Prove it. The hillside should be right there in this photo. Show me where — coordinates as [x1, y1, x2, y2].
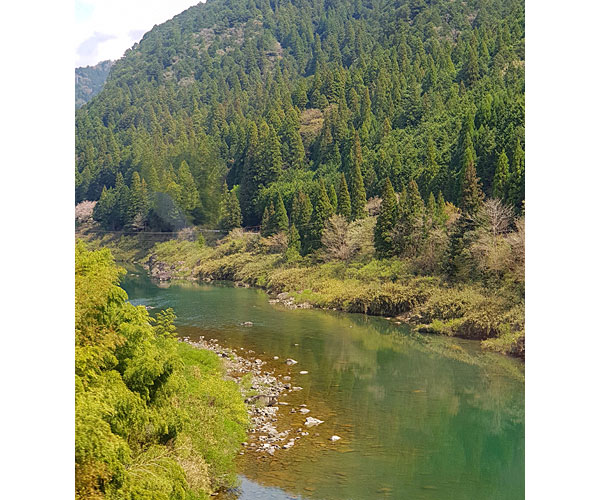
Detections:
[75, 0, 524, 221]
[75, 59, 114, 108]
[75, 0, 525, 354]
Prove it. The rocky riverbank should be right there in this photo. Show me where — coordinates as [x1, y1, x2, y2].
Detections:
[182, 335, 330, 457]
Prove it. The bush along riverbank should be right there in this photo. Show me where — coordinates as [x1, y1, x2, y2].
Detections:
[76, 242, 253, 499]
[140, 224, 525, 359]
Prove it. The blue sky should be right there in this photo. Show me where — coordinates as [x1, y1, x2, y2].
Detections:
[75, 0, 202, 67]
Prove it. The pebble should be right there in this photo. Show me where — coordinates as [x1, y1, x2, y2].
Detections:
[286, 358, 298, 365]
[330, 435, 341, 442]
[299, 370, 308, 375]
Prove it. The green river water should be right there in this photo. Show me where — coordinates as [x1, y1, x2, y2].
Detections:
[122, 271, 524, 500]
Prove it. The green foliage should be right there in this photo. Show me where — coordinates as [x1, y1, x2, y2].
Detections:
[374, 178, 398, 257]
[337, 173, 352, 220]
[75, 242, 247, 499]
[492, 150, 510, 200]
[76, 0, 524, 236]
[219, 186, 242, 232]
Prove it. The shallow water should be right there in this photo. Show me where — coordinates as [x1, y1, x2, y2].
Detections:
[122, 271, 524, 500]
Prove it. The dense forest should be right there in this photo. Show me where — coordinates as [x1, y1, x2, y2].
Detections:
[75, 60, 114, 109]
[76, 0, 524, 352]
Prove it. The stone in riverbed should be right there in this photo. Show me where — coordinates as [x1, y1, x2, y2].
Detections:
[305, 417, 323, 427]
[299, 408, 310, 414]
[286, 358, 298, 365]
[241, 321, 253, 327]
[330, 435, 341, 442]
[299, 370, 308, 375]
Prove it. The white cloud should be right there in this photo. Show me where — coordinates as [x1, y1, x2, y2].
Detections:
[75, 0, 203, 67]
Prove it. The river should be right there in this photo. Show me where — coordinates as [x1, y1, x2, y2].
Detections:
[122, 270, 524, 500]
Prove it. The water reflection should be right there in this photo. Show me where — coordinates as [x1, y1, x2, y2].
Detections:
[122, 271, 524, 500]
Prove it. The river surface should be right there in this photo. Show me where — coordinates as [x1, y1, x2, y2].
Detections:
[122, 270, 524, 500]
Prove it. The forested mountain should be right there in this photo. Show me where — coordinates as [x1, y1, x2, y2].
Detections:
[76, 60, 114, 108]
[76, 0, 524, 236]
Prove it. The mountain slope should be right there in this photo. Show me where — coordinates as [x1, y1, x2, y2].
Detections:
[75, 60, 114, 108]
[75, 0, 524, 228]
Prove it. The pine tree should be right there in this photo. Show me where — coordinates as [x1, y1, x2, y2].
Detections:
[272, 192, 289, 233]
[460, 150, 484, 217]
[178, 161, 199, 213]
[291, 189, 313, 250]
[310, 179, 334, 251]
[128, 172, 148, 230]
[349, 132, 367, 219]
[114, 172, 130, 230]
[261, 201, 275, 237]
[327, 184, 338, 213]
[492, 149, 510, 200]
[337, 173, 352, 220]
[93, 186, 116, 229]
[398, 180, 425, 255]
[219, 187, 242, 232]
[374, 178, 398, 257]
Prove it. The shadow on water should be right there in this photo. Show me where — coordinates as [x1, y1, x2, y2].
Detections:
[121, 268, 524, 500]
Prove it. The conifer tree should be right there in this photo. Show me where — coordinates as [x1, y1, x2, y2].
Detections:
[272, 192, 289, 233]
[219, 187, 242, 232]
[261, 201, 275, 237]
[397, 180, 425, 255]
[178, 161, 199, 213]
[327, 184, 338, 213]
[310, 179, 334, 251]
[128, 172, 148, 230]
[337, 173, 352, 220]
[460, 151, 484, 217]
[349, 132, 367, 219]
[492, 149, 510, 200]
[374, 178, 399, 257]
[93, 186, 116, 229]
[114, 172, 130, 230]
[291, 189, 313, 248]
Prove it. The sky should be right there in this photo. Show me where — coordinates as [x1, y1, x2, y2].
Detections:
[75, 0, 203, 67]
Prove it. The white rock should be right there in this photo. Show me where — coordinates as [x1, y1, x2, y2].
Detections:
[286, 358, 298, 365]
[299, 370, 308, 375]
[273, 356, 279, 360]
[299, 408, 310, 414]
[330, 435, 341, 442]
[304, 417, 324, 427]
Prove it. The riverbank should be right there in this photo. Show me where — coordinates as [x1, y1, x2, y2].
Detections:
[146, 232, 524, 359]
[78, 227, 524, 359]
[183, 335, 330, 458]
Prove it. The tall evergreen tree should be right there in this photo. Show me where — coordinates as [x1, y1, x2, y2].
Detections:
[327, 183, 338, 213]
[219, 187, 242, 232]
[460, 150, 484, 217]
[492, 149, 510, 200]
[349, 132, 367, 219]
[337, 173, 352, 220]
[261, 201, 275, 237]
[310, 179, 334, 251]
[374, 178, 398, 257]
[272, 192, 289, 233]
